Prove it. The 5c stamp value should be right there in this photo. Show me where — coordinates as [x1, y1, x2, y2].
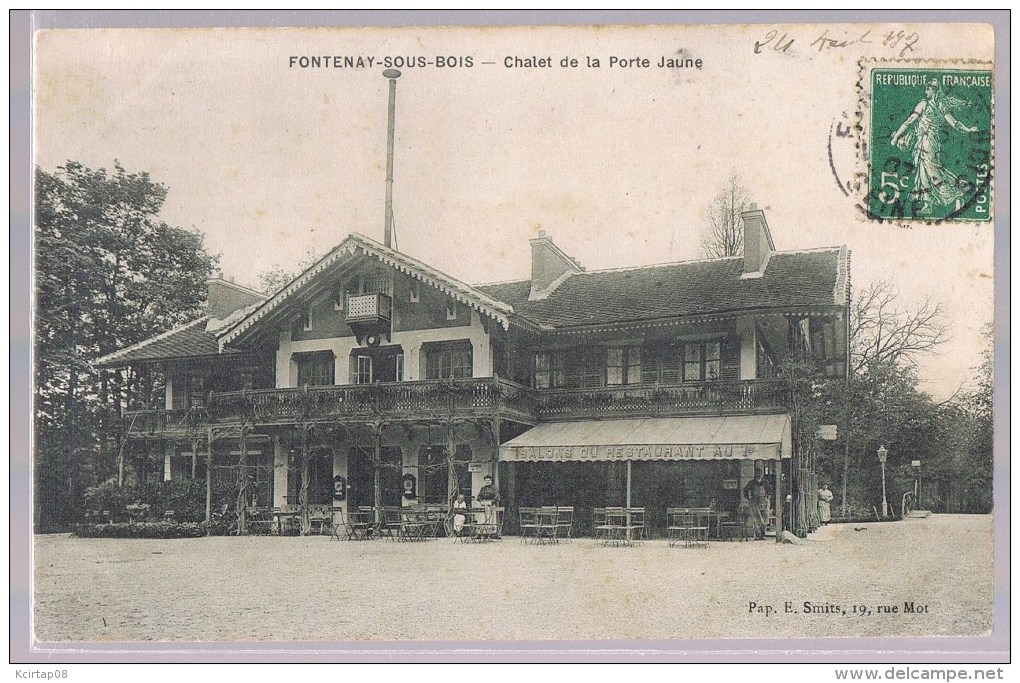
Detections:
[860, 60, 993, 223]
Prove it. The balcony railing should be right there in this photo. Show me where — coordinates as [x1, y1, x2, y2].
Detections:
[122, 379, 789, 437]
[345, 292, 392, 323]
[205, 377, 538, 425]
[534, 379, 789, 420]
[121, 408, 202, 436]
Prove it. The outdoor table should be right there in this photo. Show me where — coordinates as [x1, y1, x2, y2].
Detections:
[455, 508, 501, 542]
[272, 507, 301, 535]
[596, 507, 642, 546]
[707, 510, 730, 538]
[347, 510, 376, 540]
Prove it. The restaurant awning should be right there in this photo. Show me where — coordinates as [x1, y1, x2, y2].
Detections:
[499, 414, 792, 463]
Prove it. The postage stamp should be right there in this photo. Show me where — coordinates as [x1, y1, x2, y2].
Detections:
[859, 60, 993, 223]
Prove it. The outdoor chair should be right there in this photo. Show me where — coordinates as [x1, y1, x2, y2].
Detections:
[555, 506, 574, 541]
[625, 507, 646, 542]
[519, 507, 539, 544]
[684, 508, 711, 548]
[246, 506, 273, 535]
[308, 504, 332, 535]
[592, 508, 608, 542]
[666, 507, 686, 547]
[596, 507, 629, 546]
[534, 506, 559, 544]
[398, 508, 430, 542]
[380, 506, 403, 540]
[329, 508, 346, 541]
[719, 505, 753, 541]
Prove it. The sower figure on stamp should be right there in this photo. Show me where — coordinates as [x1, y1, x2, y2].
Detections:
[890, 78, 978, 214]
[743, 470, 772, 540]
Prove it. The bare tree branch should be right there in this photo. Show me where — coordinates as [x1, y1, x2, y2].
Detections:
[850, 279, 952, 374]
[700, 175, 752, 258]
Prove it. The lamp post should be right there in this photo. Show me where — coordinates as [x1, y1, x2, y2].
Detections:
[877, 445, 889, 518]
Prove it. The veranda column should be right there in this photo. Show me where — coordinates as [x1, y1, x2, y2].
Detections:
[205, 427, 213, 522]
[447, 423, 457, 503]
[300, 424, 311, 535]
[373, 424, 383, 527]
[774, 459, 783, 543]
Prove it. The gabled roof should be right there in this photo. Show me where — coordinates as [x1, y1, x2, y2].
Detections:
[93, 317, 242, 367]
[218, 233, 517, 348]
[475, 246, 849, 330]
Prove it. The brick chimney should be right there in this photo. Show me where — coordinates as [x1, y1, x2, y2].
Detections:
[206, 275, 265, 322]
[529, 230, 583, 300]
[740, 204, 775, 277]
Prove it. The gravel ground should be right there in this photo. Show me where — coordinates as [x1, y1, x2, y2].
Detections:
[32, 515, 992, 642]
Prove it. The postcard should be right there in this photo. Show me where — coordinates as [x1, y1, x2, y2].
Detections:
[24, 16, 1005, 662]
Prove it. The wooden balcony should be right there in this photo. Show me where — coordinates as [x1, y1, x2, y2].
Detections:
[203, 377, 539, 427]
[121, 408, 203, 438]
[121, 379, 788, 438]
[533, 379, 789, 421]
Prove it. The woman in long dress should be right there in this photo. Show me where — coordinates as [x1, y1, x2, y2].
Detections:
[817, 483, 834, 524]
[890, 78, 978, 214]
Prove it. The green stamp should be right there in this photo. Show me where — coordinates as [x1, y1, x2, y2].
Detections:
[867, 67, 992, 222]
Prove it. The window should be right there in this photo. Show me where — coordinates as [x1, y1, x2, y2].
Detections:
[410, 280, 420, 303]
[302, 305, 313, 331]
[296, 352, 335, 387]
[354, 355, 373, 384]
[642, 341, 723, 385]
[396, 353, 405, 382]
[683, 342, 721, 382]
[188, 375, 206, 408]
[534, 351, 565, 389]
[606, 346, 641, 386]
[425, 342, 473, 380]
[360, 268, 391, 296]
[446, 301, 457, 320]
[642, 344, 681, 386]
[567, 350, 602, 389]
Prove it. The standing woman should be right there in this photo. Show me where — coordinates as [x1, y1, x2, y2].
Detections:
[817, 483, 834, 525]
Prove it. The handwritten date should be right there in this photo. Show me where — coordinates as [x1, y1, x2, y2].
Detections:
[754, 28, 919, 57]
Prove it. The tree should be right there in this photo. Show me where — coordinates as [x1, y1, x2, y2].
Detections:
[257, 245, 323, 295]
[850, 279, 950, 375]
[700, 175, 752, 258]
[34, 161, 219, 530]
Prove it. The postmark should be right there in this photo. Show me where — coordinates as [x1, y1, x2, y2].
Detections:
[858, 59, 993, 223]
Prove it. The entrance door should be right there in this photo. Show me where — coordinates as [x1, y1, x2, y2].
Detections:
[350, 345, 404, 383]
[348, 447, 375, 509]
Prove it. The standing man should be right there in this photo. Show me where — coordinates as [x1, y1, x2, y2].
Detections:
[743, 471, 772, 540]
[476, 474, 500, 536]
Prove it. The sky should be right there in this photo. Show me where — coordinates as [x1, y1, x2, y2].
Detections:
[33, 23, 996, 398]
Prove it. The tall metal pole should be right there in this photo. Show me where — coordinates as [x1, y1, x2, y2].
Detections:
[880, 461, 888, 517]
[382, 69, 401, 248]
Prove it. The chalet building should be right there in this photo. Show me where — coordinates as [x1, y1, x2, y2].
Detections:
[96, 207, 849, 537]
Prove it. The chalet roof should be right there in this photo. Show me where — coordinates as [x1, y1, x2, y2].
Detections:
[475, 247, 849, 330]
[93, 317, 237, 367]
[217, 233, 516, 348]
[96, 240, 849, 365]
